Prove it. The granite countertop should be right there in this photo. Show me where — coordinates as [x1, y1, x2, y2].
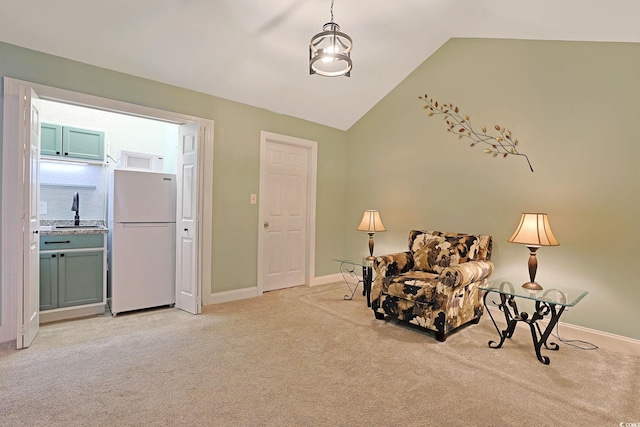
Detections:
[39, 220, 109, 236]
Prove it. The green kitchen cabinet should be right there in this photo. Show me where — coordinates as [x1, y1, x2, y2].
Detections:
[41, 123, 63, 156]
[62, 126, 105, 161]
[39, 234, 105, 311]
[41, 123, 105, 162]
[39, 252, 59, 311]
[58, 250, 104, 308]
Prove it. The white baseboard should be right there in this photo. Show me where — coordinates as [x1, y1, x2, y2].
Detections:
[548, 320, 640, 356]
[206, 286, 258, 305]
[487, 305, 640, 356]
[203, 273, 342, 305]
[204, 275, 343, 307]
[310, 273, 342, 286]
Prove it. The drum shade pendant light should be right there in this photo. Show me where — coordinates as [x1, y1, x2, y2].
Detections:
[309, 0, 352, 77]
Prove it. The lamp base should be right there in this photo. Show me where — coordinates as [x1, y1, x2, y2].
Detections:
[522, 281, 543, 291]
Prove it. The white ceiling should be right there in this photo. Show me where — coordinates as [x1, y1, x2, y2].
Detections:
[1, 0, 639, 130]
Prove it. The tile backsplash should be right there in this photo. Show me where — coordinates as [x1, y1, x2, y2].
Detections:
[40, 161, 108, 221]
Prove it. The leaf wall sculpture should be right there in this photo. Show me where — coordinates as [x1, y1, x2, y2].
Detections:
[419, 94, 534, 172]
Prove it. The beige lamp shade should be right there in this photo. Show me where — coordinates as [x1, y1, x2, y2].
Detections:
[508, 213, 559, 247]
[357, 210, 386, 259]
[356, 210, 386, 233]
[508, 212, 558, 290]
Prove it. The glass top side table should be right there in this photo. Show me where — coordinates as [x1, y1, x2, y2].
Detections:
[479, 278, 589, 364]
[332, 256, 374, 306]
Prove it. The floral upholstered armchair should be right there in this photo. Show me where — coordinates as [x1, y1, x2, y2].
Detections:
[371, 230, 494, 342]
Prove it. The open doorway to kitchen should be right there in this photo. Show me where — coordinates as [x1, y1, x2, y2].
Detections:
[39, 100, 180, 322]
[1, 78, 214, 348]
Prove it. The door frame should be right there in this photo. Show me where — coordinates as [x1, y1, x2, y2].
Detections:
[257, 131, 317, 295]
[1, 77, 214, 345]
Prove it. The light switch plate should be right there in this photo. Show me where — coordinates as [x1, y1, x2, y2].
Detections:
[250, 194, 257, 205]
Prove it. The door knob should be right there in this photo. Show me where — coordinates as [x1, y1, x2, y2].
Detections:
[264, 221, 269, 228]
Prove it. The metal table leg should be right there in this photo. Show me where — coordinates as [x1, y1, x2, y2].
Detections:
[483, 290, 563, 364]
[339, 261, 363, 301]
[338, 261, 373, 307]
[362, 265, 372, 307]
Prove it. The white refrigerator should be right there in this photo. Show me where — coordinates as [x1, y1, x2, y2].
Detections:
[108, 169, 176, 315]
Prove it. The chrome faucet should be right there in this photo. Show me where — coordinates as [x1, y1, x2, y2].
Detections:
[71, 192, 80, 226]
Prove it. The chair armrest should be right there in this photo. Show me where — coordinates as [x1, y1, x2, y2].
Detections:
[439, 260, 494, 288]
[374, 251, 414, 278]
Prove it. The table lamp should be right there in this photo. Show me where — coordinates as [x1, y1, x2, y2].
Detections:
[508, 212, 559, 290]
[356, 210, 386, 260]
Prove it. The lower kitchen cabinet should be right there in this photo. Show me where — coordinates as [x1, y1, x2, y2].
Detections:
[39, 253, 58, 311]
[39, 234, 105, 311]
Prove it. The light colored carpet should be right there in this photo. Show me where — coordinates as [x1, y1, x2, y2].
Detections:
[1, 282, 638, 426]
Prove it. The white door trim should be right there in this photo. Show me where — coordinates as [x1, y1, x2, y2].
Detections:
[257, 131, 317, 295]
[1, 79, 24, 343]
[1, 77, 214, 344]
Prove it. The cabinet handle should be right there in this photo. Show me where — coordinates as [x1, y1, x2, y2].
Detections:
[60, 253, 65, 257]
[33, 230, 39, 234]
[44, 240, 71, 244]
[56, 151, 60, 155]
[52, 254, 56, 258]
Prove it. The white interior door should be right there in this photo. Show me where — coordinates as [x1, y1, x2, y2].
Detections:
[175, 122, 201, 314]
[21, 88, 41, 348]
[258, 138, 309, 292]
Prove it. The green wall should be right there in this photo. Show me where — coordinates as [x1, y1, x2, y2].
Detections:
[3, 37, 639, 341]
[346, 38, 640, 340]
[0, 41, 347, 298]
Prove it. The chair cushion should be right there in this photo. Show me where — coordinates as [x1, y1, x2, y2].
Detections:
[381, 270, 440, 302]
[410, 230, 480, 274]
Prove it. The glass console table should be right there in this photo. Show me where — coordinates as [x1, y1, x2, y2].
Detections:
[332, 256, 374, 307]
[480, 279, 588, 364]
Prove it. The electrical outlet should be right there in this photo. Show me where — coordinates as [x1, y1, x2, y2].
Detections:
[250, 194, 257, 205]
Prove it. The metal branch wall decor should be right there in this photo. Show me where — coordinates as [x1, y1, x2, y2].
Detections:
[419, 94, 534, 172]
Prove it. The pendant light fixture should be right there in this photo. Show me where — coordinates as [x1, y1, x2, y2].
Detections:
[309, 0, 352, 77]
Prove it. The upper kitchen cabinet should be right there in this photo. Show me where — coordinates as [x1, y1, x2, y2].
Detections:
[41, 123, 63, 156]
[63, 126, 105, 161]
[41, 123, 105, 162]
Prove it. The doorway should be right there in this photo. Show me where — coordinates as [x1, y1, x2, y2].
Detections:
[257, 131, 317, 294]
[1, 77, 214, 347]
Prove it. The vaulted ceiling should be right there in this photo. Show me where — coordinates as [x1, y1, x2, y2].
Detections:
[1, 0, 639, 130]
